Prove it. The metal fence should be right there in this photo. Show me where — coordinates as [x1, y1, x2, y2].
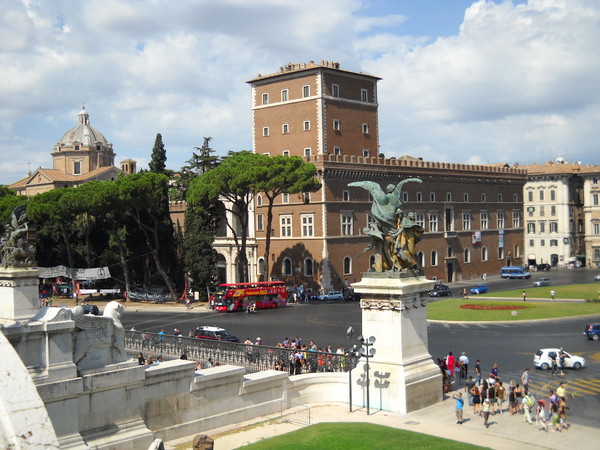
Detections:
[125, 331, 357, 375]
[280, 401, 311, 427]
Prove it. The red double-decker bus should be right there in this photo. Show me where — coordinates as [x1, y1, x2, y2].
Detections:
[213, 281, 288, 312]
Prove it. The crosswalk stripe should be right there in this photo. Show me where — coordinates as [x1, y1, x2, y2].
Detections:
[529, 379, 600, 396]
[475, 324, 488, 328]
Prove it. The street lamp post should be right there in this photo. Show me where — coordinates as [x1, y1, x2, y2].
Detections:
[357, 335, 376, 415]
[347, 326, 354, 412]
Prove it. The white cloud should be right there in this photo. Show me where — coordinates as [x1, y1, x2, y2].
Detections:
[1, 0, 599, 186]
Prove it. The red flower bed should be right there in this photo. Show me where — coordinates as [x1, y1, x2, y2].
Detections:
[460, 304, 530, 310]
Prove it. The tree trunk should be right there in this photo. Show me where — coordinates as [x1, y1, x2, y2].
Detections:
[108, 226, 132, 301]
[263, 196, 275, 281]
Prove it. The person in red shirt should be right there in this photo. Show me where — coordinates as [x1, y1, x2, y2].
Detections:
[447, 351, 456, 380]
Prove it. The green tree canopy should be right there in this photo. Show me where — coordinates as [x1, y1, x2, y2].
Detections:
[149, 133, 167, 174]
[188, 151, 267, 282]
[255, 155, 321, 279]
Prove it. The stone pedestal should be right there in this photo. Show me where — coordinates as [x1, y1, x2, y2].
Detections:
[352, 271, 442, 414]
[0, 267, 40, 322]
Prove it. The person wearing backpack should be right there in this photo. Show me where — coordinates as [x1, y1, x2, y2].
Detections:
[523, 392, 535, 424]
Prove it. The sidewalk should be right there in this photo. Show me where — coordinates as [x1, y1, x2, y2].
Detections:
[167, 395, 600, 450]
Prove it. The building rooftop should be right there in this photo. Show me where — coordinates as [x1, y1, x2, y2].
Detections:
[247, 60, 381, 83]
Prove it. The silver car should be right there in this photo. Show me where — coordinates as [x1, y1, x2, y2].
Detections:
[533, 278, 551, 287]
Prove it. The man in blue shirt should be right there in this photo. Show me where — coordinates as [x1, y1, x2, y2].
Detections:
[453, 392, 464, 424]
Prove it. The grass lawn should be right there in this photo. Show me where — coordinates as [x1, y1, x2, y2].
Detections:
[480, 283, 600, 301]
[428, 299, 600, 321]
[239, 423, 485, 450]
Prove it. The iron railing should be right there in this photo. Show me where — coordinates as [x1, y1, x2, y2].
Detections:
[125, 331, 357, 375]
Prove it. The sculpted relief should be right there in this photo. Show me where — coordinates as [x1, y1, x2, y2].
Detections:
[0, 204, 36, 269]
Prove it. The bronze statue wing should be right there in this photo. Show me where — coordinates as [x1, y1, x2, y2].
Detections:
[348, 181, 384, 201]
[393, 177, 422, 197]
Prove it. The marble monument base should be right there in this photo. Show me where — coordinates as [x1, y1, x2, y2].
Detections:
[0, 267, 40, 323]
[352, 271, 442, 414]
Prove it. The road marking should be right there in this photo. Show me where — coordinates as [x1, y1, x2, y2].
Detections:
[474, 324, 488, 328]
[458, 323, 469, 328]
[529, 378, 600, 397]
[442, 322, 450, 328]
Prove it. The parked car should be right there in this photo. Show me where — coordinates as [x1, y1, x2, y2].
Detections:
[533, 278, 551, 287]
[428, 284, 451, 297]
[319, 291, 344, 301]
[83, 304, 99, 315]
[536, 263, 551, 271]
[594, 274, 600, 281]
[584, 323, 600, 341]
[344, 292, 361, 301]
[195, 326, 239, 342]
[533, 348, 585, 370]
[470, 284, 488, 295]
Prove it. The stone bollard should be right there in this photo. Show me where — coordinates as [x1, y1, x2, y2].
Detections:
[193, 434, 214, 450]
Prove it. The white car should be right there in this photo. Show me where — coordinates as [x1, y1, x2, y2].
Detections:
[533, 278, 551, 287]
[319, 291, 344, 301]
[533, 348, 585, 370]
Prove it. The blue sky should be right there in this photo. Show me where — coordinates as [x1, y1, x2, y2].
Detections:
[1, 0, 599, 185]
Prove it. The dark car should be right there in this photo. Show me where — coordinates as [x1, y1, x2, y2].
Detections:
[195, 326, 239, 342]
[584, 324, 600, 341]
[344, 292, 362, 301]
[428, 284, 451, 297]
[83, 304, 99, 315]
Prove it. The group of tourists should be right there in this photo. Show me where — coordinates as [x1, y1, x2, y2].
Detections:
[447, 352, 570, 432]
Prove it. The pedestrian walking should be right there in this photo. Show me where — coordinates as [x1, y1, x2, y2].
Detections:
[521, 368, 531, 394]
[474, 359, 482, 385]
[482, 398, 491, 428]
[522, 290, 527, 302]
[550, 289, 556, 301]
[536, 400, 548, 432]
[523, 392, 535, 424]
[453, 392, 464, 424]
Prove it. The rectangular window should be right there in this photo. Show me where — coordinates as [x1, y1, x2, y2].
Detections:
[333, 119, 341, 131]
[332, 84, 339, 97]
[263, 126, 269, 137]
[499, 247, 505, 259]
[550, 190, 556, 201]
[282, 193, 289, 203]
[528, 207, 534, 217]
[429, 213, 438, 231]
[540, 239, 545, 247]
[594, 223, 600, 235]
[513, 193, 519, 202]
[513, 211, 521, 228]
[280, 215, 292, 237]
[594, 194, 599, 206]
[593, 177, 599, 185]
[528, 191, 533, 201]
[463, 193, 469, 202]
[415, 213, 425, 228]
[446, 192, 452, 201]
[481, 212, 488, 230]
[527, 222, 536, 234]
[550, 222, 558, 233]
[302, 85, 310, 98]
[481, 193, 487, 202]
[539, 221, 546, 233]
[539, 190, 544, 201]
[462, 212, 471, 231]
[262, 93, 269, 105]
[301, 214, 314, 237]
[402, 192, 408, 203]
[497, 212, 505, 229]
[303, 120, 310, 131]
[302, 192, 311, 203]
[73, 161, 81, 175]
[333, 146, 341, 156]
[550, 239, 558, 246]
[361, 89, 368, 102]
[343, 190, 350, 201]
[540, 206, 545, 216]
[341, 213, 353, 235]
[304, 148, 311, 157]
[363, 149, 370, 158]
[281, 89, 288, 102]
[362, 123, 369, 134]
[529, 239, 534, 247]
[430, 192, 436, 202]
[282, 123, 289, 134]
[283, 150, 290, 156]
[498, 193, 503, 202]
[257, 214, 264, 231]
[417, 192, 423, 202]
[551, 205, 556, 216]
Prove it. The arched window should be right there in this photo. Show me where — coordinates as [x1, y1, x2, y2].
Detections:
[482, 246, 488, 261]
[431, 250, 438, 266]
[464, 248, 471, 263]
[304, 258, 314, 276]
[417, 251, 425, 267]
[514, 244, 520, 258]
[256, 195, 263, 207]
[258, 258, 266, 275]
[343, 256, 352, 275]
[283, 257, 292, 276]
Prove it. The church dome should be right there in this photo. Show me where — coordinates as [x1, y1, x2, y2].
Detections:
[58, 107, 109, 146]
